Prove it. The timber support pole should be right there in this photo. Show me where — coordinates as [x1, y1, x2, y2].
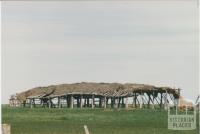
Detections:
[70, 95, 74, 109]
[160, 93, 163, 108]
[134, 93, 137, 108]
[125, 97, 128, 109]
[104, 97, 107, 108]
[92, 94, 94, 109]
[48, 98, 51, 108]
[80, 95, 83, 108]
[30, 99, 33, 108]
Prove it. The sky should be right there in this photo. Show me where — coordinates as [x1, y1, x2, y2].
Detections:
[2, 1, 199, 104]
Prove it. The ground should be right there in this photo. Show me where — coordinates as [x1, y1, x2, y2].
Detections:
[2, 105, 199, 134]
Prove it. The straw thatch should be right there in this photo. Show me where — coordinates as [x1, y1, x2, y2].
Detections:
[16, 82, 179, 102]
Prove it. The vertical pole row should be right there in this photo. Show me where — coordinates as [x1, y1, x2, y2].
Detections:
[25, 91, 175, 110]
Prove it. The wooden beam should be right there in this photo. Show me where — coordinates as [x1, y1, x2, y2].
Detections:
[149, 94, 154, 109]
[154, 97, 159, 106]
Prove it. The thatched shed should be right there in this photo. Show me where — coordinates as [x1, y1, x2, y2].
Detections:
[11, 82, 180, 109]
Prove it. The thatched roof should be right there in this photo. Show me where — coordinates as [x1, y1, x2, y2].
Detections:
[16, 82, 180, 101]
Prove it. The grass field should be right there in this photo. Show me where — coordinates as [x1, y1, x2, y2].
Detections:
[2, 105, 199, 134]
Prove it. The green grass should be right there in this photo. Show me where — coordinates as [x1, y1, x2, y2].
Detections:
[2, 105, 199, 134]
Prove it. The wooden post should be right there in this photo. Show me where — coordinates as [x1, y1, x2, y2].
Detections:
[152, 97, 155, 109]
[40, 99, 42, 107]
[125, 97, 128, 109]
[49, 98, 52, 108]
[186, 105, 188, 115]
[49, 98, 51, 108]
[106, 97, 109, 106]
[80, 95, 83, 108]
[134, 93, 137, 108]
[84, 125, 90, 134]
[148, 95, 154, 109]
[33, 98, 36, 108]
[67, 96, 70, 108]
[58, 97, 61, 108]
[84, 97, 87, 107]
[140, 95, 143, 109]
[118, 97, 121, 108]
[77, 97, 80, 108]
[70, 95, 74, 109]
[104, 96, 107, 108]
[114, 97, 118, 108]
[2, 124, 11, 134]
[87, 98, 89, 107]
[132, 96, 135, 108]
[160, 93, 163, 108]
[110, 98, 113, 108]
[147, 94, 151, 108]
[23, 100, 26, 107]
[152, 91, 155, 109]
[122, 97, 125, 108]
[99, 97, 102, 108]
[91, 95, 95, 109]
[177, 89, 181, 107]
[30, 99, 33, 108]
[164, 91, 168, 110]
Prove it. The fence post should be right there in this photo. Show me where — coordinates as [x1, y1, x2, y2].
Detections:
[2, 124, 11, 134]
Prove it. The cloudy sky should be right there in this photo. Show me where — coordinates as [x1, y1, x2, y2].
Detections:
[2, 1, 199, 104]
